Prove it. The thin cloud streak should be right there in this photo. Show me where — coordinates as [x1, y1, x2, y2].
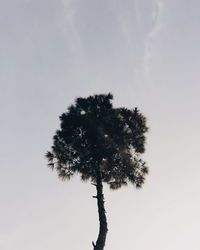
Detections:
[61, 0, 81, 53]
[143, 0, 164, 80]
[110, 0, 164, 88]
[61, 0, 92, 85]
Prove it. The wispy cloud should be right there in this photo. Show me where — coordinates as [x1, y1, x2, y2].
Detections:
[60, 0, 93, 85]
[60, 0, 164, 89]
[61, 0, 82, 54]
[108, 0, 165, 87]
[143, 0, 164, 80]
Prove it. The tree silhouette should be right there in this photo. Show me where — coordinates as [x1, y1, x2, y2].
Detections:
[46, 93, 148, 250]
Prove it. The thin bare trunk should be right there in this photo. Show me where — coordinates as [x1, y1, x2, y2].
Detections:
[93, 169, 108, 250]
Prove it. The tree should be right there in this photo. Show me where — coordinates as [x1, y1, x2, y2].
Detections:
[46, 93, 148, 250]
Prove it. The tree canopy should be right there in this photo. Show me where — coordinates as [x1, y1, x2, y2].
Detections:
[46, 93, 148, 189]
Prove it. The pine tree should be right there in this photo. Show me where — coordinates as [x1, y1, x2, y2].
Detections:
[46, 93, 148, 250]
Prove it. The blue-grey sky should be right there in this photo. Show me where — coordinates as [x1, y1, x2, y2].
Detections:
[1, 0, 200, 249]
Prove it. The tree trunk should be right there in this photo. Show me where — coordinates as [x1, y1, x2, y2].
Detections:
[93, 169, 108, 250]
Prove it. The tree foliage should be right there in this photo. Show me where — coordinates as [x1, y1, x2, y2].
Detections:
[46, 93, 148, 189]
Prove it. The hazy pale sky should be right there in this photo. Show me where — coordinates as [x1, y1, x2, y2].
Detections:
[1, 0, 200, 249]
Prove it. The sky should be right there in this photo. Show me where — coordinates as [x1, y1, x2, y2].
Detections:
[1, 0, 200, 249]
